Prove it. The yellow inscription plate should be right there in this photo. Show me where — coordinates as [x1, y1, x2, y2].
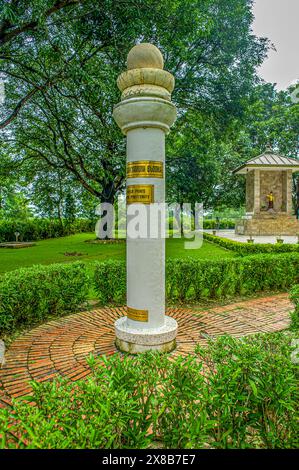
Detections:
[127, 161, 163, 179]
[127, 307, 149, 322]
[126, 184, 154, 205]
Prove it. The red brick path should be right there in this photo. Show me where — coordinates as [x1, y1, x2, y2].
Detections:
[0, 293, 292, 407]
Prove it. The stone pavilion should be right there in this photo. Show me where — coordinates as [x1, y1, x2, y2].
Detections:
[234, 148, 299, 236]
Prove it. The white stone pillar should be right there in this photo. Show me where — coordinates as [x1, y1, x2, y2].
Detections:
[113, 43, 178, 353]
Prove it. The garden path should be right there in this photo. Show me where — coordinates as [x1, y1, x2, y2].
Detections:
[0, 293, 292, 407]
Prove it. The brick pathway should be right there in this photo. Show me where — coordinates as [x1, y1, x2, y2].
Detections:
[0, 293, 292, 407]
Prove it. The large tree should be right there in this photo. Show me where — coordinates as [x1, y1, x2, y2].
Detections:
[0, 0, 269, 214]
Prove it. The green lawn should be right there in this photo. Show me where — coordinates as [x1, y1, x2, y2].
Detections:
[0, 232, 234, 274]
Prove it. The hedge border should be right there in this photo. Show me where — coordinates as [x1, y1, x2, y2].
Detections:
[0, 261, 89, 335]
[0, 218, 96, 242]
[203, 232, 299, 256]
[94, 253, 299, 304]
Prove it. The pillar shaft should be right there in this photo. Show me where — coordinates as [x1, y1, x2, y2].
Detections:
[126, 127, 165, 329]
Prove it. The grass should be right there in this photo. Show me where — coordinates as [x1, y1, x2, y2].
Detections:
[0, 232, 234, 275]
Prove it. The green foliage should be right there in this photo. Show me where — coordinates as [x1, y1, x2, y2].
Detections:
[207, 206, 246, 219]
[203, 219, 235, 229]
[204, 232, 299, 255]
[0, 190, 32, 221]
[240, 83, 299, 157]
[1, 0, 269, 211]
[0, 333, 297, 449]
[94, 253, 299, 304]
[193, 333, 299, 449]
[94, 259, 126, 304]
[0, 262, 89, 334]
[290, 285, 299, 331]
[167, 217, 236, 231]
[0, 218, 95, 242]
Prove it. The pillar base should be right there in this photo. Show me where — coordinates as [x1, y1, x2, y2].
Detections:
[115, 337, 176, 354]
[114, 316, 177, 354]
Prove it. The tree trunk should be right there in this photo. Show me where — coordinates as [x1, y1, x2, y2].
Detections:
[296, 177, 299, 219]
[180, 203, 184, 237]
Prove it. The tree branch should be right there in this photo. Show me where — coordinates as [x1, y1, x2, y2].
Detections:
[0, 0, 81, 45]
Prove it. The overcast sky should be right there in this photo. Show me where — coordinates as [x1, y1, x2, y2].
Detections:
[252, 0, 299, 90]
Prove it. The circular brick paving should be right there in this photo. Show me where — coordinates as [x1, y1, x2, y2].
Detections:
[0, 294, 292, 406]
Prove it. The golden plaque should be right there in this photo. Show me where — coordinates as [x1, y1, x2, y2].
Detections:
[127, 160, 163, 179]
[127, 307, 149, 322]
[126, 184, 154, 205]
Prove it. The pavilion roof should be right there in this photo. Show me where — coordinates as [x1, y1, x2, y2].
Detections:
[233, 149, 299, 174]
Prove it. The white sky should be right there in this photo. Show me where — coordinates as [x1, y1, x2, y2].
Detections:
[252, 0, 299, 90]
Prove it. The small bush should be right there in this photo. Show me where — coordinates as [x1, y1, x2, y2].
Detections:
[94, 259, 126, 304]
[203, 232, 299, 256]
[0, 333, 297, 449]
[193, 333, 298, 449]
[94, 253, 299, 304]
[203, 219, 236, 230]
[0, 262, 89, 334]
[290, 284, 299, 331]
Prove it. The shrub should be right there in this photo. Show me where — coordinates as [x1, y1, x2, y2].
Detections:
[0, 333, 297, 449]
[0, 262, 89, 334]
[203, 232, 299, 256]
[94, 253, 299, 304]
[0, 218, 95, 242]
[289, 285, 299, 331]
[203, 218, 235, 230]
[166, 218, 235, 232]
[94, 259, 126, 304]
[193, 333, 298, 449]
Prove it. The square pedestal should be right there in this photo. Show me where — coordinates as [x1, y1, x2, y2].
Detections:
[235, 212, 299, 236]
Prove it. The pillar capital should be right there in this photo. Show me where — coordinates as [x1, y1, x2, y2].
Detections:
[113, 43, 177, 134]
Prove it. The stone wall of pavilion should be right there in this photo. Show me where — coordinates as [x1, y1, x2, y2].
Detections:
[245, 170, 254, 212]
[235, 212, 299, 235]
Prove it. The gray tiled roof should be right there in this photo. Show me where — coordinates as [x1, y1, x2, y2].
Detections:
[233, 151, 299, 174]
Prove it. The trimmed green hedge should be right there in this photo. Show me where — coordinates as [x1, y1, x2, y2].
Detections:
[0, 218, 95, 242]
[94, 259, 126, 304]
[167, 218, 235, 231]
[0, 262, 89, 334]
[204, 232, 299, 256]
[94, 253, 299, 304]
[203, 218, 235, 229]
